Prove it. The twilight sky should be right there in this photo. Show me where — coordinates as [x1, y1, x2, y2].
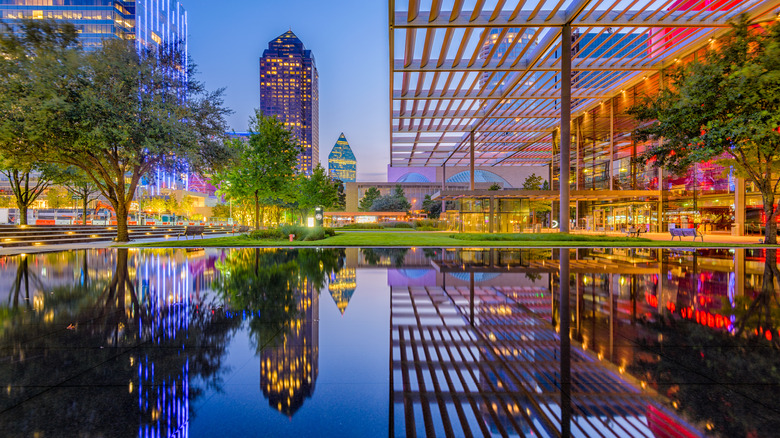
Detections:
[185, 0, 390, 181]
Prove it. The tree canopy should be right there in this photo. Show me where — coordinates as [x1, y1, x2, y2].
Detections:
[629, 16, 780, 243]
[215, 111, 301, 229]
[0, 20, 231, 239]
[369, 185, 412, 212]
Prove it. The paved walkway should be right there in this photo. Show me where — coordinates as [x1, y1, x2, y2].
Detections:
[0, 233, 236, 256]
[575, 231, 766, 245]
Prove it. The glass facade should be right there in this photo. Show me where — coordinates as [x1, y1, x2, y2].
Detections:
[0, 1, 186, 52]
[259, 30, 319, 175]
[327, 133, 356, 182]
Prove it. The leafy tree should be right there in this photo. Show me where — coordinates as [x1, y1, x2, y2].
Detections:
[370, 185, 411, 212]
[629, 17, 780, 243]
[61, 167, 101, 225]
[488, 183, 501, 191]
[0, 160, 64, 224]
[421, 194, 442, 219]
[0, 21, 231, 241]
[295, 164, 339, 222]
[522, 173, 545, 190]
[45, 187, 70, 209]
[522, 173, 552, 226]
[215, 112, 301, 229]
[0, 20, 78, 225]
[359, 186, 381, 211]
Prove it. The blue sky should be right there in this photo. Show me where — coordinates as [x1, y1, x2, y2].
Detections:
[185, 0, 390, 181]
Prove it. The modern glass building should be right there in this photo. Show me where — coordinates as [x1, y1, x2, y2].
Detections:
[0, 1, 187, 51]
[328, 133, 357, 182]
[260, 30, 319, 175]
[390, 0, 777, 236]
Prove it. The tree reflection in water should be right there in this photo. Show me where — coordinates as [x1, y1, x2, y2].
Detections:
[632, 249, 780, 438]
[0, 249, 240, 437]
[213, 248, 344, 416]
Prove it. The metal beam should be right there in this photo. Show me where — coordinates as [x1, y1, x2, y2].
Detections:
[394, 10, 739, 28]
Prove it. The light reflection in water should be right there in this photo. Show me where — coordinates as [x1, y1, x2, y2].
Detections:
[0, 247, 778, 437]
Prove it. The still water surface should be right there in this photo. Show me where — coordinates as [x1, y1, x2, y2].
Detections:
[0, 247, 779, 437]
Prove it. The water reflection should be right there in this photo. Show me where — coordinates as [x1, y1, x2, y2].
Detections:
[212, 248, 343, 416]
[0, 247, 778, 436]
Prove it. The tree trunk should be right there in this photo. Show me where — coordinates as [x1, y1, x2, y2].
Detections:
[254, 191, 260, 230]
[763, 191, 777, 245]
[115, 201, 129, 242]
[83, 197, 88, 226]
[18, 204, 27, 226]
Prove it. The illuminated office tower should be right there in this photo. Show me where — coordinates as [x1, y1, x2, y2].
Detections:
[0, 1, 187, 51]
[327, 133, 357, 182]
[259, 30, 320, 175]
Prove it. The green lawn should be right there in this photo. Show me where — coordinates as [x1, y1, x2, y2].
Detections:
[122, 231, 770, 248]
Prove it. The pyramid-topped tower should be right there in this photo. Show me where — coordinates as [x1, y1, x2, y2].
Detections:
[327, 133, 357, 182]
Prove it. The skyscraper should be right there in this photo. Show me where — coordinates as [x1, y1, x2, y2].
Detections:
[327, 133, 357, 182]
[259, 30, 319, 175]
[0, 1, 187, 52]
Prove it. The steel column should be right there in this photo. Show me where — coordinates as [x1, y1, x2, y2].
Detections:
[560, 24, 571, 233]
[469, 130, 475, 191]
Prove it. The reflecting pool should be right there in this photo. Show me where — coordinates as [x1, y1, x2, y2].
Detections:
[0, 247, 779, 437]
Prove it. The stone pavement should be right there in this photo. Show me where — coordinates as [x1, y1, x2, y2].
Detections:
[0, 233, 237, 256]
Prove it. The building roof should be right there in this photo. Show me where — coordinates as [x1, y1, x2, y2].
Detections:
[328, 133, 356, 162]
[390, 0, 779, 168]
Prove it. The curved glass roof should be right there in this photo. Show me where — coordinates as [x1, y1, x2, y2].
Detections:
[446, 170, 511, 187]
[397, 172, 432, 182]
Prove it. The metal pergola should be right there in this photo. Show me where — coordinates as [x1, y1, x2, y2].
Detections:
[390, 0, 780, 231]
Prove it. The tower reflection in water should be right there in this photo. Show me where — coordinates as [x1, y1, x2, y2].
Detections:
[0, 248, 235, 438]
[213, 248, 344, 416]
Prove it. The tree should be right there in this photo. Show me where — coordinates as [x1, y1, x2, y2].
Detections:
[45, 187, 69, 210]
[370, 185, 412, 212]
[488, 183, 501, 191]
[629, 17, 780, 243]
[0, 20, 78, 225]
[522, 173, 552, 226]
[215, 112, 301, 229]
[421, 194, 442, 219]
[61, 167, 101, 225]
[0, 160, 63, 224]
[295, 164, 339, 222]
[359, 187, 381, 211]
[0, 21, 231, 241]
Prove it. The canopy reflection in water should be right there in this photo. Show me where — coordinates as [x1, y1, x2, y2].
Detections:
[1, 247, 779, 437]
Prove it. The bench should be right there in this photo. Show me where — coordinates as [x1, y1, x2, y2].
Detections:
[233, 225, 250, 234]
[669, 227, 703, 242]
[622, 227, 645, 238]
[178, 225, 204, 240]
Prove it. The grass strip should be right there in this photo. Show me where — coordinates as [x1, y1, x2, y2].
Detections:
[121, 231, 770, 248]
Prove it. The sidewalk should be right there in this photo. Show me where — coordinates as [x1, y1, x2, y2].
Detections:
[0, 233, 236, 256]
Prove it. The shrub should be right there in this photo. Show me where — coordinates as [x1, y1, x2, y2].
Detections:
[249, 229, 284, 240]
[323, 227, 336, 237]
[280, 224, 307, 239]
[383, 221, 414, 228]
[339, 223, 384, 230]
[413, 219, 445, 230]
[303, 227, 326, 241]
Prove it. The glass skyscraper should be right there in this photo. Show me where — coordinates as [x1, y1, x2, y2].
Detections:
[328, 133, 356, 182]
[0, 1, 187, 52]
[259, 30, 319, 175]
